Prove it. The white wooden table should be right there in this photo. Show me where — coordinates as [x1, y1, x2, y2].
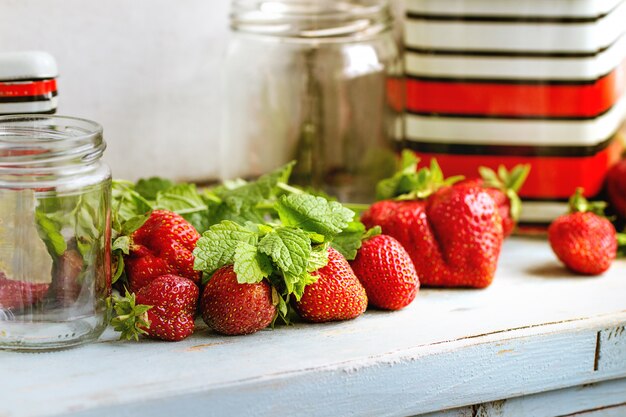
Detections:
[1, 237, 626, 417]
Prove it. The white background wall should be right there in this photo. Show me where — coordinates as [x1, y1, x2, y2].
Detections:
[0, 0, 231, 181]
[0, 0, 403, 182]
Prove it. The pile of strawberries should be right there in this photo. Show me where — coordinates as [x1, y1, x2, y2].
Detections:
[109, 152, 626, 342]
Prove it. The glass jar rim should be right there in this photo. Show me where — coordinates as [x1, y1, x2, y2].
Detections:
[231, 0, 392, 40]
[0, 114, 105, 170]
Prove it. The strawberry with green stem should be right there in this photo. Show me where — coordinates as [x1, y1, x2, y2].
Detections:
[461, 164, 531, 237]
[363, 151, 504, 288]
[111, 274, 199, 342]
[549, 188, 620, 275]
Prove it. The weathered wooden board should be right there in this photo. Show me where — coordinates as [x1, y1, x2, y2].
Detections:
[421, 378, 626, 417]
[1, 237, 625, 417]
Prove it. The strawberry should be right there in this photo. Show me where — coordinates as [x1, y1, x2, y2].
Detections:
[607, 157, 626, 220]
[125, 210, 201, 293]
[294, 247, 367, 322]
[548, 189, 617, 275]
[459, 164, 530, 237]
[0, 272, 49, 310]
[350, 234, 419, 310]
[112, 274, 199, 341]
[363, 154, 504, 288]
[200, 265, 276, 336]
[50, 249, 84, 306]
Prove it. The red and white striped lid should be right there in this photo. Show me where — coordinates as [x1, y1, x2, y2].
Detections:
[0, 51, 58, 115]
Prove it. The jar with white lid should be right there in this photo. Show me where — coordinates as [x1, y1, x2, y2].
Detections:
[0, 115, 111, 350]
[222, 0, 403, 203]
[0, 51, 58, 115]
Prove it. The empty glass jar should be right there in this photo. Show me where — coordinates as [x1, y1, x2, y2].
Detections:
[222, 0, 403, 202]
[0, 115, 111, 350]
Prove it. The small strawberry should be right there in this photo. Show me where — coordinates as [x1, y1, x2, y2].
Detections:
[294, 247, 367, 323]
[459, 164, 530, 237]
[363, 154, 503, 288]
[125, 210, 201, 292]
[607, 157, 626, 220]
[350, 234, 419, 310]
[200, 265, 276, 336]
[548, 189, 617, 275]
[0, 272, 49, 310]
[112, 274, 199, 341]
[50, 249, 84, 306]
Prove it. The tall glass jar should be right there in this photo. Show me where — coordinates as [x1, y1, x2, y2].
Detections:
[0, 115, 111, 350]
[222, 0, 403, 202]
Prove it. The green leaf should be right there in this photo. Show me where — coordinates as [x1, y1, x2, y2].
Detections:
[275, 194, 355, 238]
[233, 242, 273, 284]
[507, 164, 531, 192]
[112, 236, 131, 255]
[307, 243, 330, 272]
[112, 181, 153, 224]
[112, 252, 126, 284]
[110, 290, 152, 341]
[135, 177, 174, 200]
[154, 183, 209, 232]
[292, 273, 319, 301]
[34, 211, 67, 257]
[331, 221, 366, 261]
[258, 227, 311, 277]
[121, 214, 150, 236]
[193, 221, 258, 273]
[568, 188, 607, 216]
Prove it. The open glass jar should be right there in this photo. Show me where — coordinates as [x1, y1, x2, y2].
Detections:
[222, 0, 403, 202]
[0, 115, 111, 350]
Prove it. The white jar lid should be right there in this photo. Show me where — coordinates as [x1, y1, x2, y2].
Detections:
[0, 51, 58, 81]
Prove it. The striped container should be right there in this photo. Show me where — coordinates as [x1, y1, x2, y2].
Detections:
[404, 0, 626, 227]
[0, 52, 58, 115]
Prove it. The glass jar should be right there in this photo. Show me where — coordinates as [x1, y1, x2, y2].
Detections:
[0, 115, 111, 350]
[222, 0, 403, 202]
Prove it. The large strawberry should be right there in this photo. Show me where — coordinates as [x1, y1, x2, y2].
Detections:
[112, 274, 199, 341]
[548, 189, 617, 275]
[125, 210, 201, 293]
[459, 164, 530, 237]
[294, 247, 367, 322]
[363, 153, 504, 288]
[350, 234, 419, 310]
[0, 272, 49, 310]
[607, 157, 626, 220]
[200, 265, 276, 336]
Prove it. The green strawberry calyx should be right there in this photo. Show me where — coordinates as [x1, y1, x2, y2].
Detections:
[568, 188, 607, 216]
[617, 231, 626, 258]
[110, 290, 153, 341]
[376, 150, 464, 201]
[479, 164, 531, 222]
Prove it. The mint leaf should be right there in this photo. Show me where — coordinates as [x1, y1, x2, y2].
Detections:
[112, 181, 152, 223]
[135, 177, 174, 200]
[307, 243, 330, 272]
[258, 227, 311, 277]
[34, 211, 67, 257]
[331, 221, 366, 260]
[121, 214, 150, 236]
[154, 183, 209, 232]
[193, 221, 258, 273]
[292, 273, 319, 301]
[275, 194, 354, 237]
[112, 236, 131, 255]
[233, 242, 273, 284]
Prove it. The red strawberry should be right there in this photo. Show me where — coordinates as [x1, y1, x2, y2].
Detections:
[112, 274, 199, 341]
[294, 247, 367, 322]
[200, 265, 276, 336]
[350, 234, 419, 310]
[0, 272, 49, 310]
[125, 210, 201, 292]
[607, 158, 626, 220]
[548, 189, 617, 275]
[50, 249, 84, 306]
[459, 164, 530, 237]
[363, 157, 504, 288]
